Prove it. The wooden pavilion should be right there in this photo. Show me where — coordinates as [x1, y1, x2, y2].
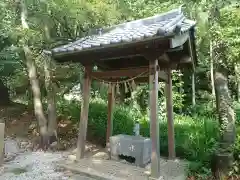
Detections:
[50, 7, 197, 180]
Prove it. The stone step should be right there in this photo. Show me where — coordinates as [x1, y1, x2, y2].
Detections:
[58, 158, 187, 180]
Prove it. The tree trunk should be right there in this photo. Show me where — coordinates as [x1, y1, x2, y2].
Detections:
[210, 40, 216, 102]
[20, 0, 49, 148]
[42, 4, 58, 144]
[24, 46, 49, 147]
[44, 56, 57, 143]
[0, 79, 10, 106]
[234, 64, 240, 102]
[215, 70, 235, 142]
[212, 69, 235, 179]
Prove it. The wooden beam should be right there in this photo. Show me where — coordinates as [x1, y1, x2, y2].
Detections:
[95, 54, 192, 71]
[76, 67, 92, 160]
[143, 50, 164, 62]
[165, 68, 176, 159]
[92, 67, 167, 82]
[149, 59, 160, 179]
[91, 67, 149, 79]
[138, 70, 168, 82]
[158, 53, 170, 63]
[187, 38, 196, 71]
[92, 69, 168, 82]
[166, 45, 183, 52]
[179, 56, 191, 63]
[106, 84, 115, 153]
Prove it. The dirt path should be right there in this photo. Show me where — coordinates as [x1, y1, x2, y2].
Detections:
[1, 139, 95, 180]
[0, 104, 96, 180]
[2, 151, 67, 180]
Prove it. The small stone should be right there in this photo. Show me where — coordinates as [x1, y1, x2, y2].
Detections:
[50, 141, 57, 148]
[4, 153, 17, 162]
[68, 155, 76, 161]
[26, 143, 34, 150]
[64, 170, 73, 176]
[49, 142, 58, 152]
[57, 143, 66, 151]
[29, 122, 37, 130]
[20, 141, 28, 148]
[120, 159, 128, 164]
[92, 152, 109, 160]
[72, 148, 77, 154]
[0, 167, 4, 174]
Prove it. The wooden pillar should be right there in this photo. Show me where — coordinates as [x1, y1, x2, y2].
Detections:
[192, 71, 196, 106]
[149, 59, 160, 179]
[76, 67, 91, 160]
[106, 84, 115, 150]
[165, 68, 176, 159]
[0, 123, 4, 165]
[179, 70, 183, 113]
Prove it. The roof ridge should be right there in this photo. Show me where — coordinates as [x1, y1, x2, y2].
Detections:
[101, 6, 183, 34]
[51, 6, 196, 54]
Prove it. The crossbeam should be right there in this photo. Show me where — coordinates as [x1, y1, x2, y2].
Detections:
[91, 67, 168, 82]
[91, 67, 149, 78]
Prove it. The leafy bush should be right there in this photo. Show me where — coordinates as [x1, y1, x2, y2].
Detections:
[140, 114, 219, 167]
[231, 127, 240, 175]
[57, 97, 219, 167]
[57, 98, 135, 145]
[234, 102, 240, 125]
[186, 102, 216, 118]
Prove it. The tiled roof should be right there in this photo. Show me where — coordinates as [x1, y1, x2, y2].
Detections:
[52, 7, 196, 55]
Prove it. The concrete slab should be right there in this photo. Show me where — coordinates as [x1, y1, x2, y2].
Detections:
[58, 158, 187, 180]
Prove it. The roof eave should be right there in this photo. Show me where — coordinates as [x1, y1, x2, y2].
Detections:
[51, 34, 175, 60]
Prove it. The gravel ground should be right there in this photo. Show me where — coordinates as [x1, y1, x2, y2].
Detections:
[1, 151, 69, 180]
[0, 139, 94, 180]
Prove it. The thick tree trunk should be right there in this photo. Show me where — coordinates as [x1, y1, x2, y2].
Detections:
[212, 69, 235, 179]
[43, 6, 58, 144]
[44, 56, 57, 144]
[234, 64, 240, 102]
[0, 79, 10, 106]
[24, 47, 49, 147]
[20, 0, 49, 149]
[215, 70, 235, 142]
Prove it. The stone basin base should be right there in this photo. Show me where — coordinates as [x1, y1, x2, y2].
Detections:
[110, 134, 151, 167]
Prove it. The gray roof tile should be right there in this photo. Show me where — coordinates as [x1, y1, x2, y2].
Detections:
[52, 7, 196, 55]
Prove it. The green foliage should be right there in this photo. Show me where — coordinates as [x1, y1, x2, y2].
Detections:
[187, 101, 216, 118]
[2, 0, 240, 178]
[140, 113, 219, 174]
[234, 102, 240, 125]
[57, 98, 135, 145]
[230, 105, 240, 175]
[57, 97, 219, 175]
[231, 128, 240, 175]
[87, 99, 135, 143]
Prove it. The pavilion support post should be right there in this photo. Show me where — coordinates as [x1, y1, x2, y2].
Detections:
[192, 71, 196, 106]
[0, 123, 4, 165]
[76, 66, 92, 160]
[149, 59, 160, 179]
[106, 84, 115, 153]
[165, 67, 176, 159]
